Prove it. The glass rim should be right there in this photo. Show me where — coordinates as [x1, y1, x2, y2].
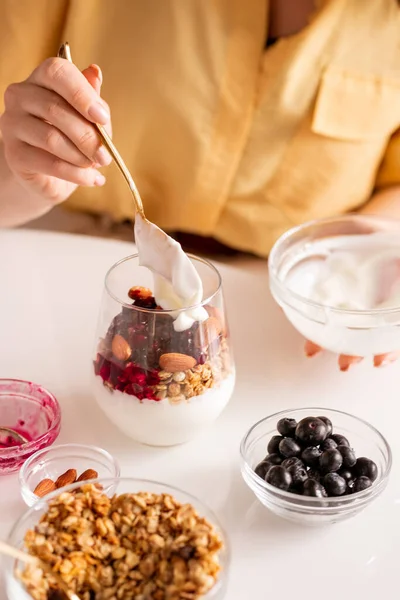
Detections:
[239, 406, 392, 506]
[104, 253, 223, 314]
[0, 379, 61, 458]
[269, 214, 400, 318]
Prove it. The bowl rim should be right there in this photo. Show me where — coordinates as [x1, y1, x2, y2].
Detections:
[7, 476, 230, 596]
[240, 407, 392, 506]
[104, 253, 222, 313]
[19, 443, 121, 496]
[0, 379, 61, 458]
[268, 213, 400, 317]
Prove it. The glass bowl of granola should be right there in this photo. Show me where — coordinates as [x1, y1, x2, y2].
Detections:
[91, 254, 236, 446]
[4, 478, 230, 600]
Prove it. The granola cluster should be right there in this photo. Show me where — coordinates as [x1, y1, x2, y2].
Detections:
[154, 364, 214, 403]
[94, 286, 233, 405]
[18, 485, 224, 600]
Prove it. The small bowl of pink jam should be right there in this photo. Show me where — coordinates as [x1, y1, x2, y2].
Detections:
[0, 379, 61, 475]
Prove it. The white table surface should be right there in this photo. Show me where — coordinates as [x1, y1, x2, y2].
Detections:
[0, 229, 399, 599]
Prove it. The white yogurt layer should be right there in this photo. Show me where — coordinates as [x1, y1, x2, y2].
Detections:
[93, 373, 236, 446]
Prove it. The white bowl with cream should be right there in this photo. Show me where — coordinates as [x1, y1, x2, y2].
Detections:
[269, 215, 400, 356]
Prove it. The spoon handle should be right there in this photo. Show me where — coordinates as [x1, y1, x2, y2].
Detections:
[0, 427, 28, 444]
[0, 540, 82, 600]
[0, 540, 38, 566]
[57, 42, 145, 219]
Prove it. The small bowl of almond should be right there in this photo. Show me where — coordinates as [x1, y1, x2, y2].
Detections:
[19, 443, 120, 506]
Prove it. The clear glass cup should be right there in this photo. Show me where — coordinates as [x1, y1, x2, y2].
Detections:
[4, 477, 230, 600]
[91, 254, 235, 446]
[240, 408, 392, 526]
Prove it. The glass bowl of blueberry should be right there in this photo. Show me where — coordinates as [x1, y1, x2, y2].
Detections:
[240, 408, 392, 526]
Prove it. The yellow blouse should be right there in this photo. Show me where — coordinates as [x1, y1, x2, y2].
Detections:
[1, 0, 400, 256]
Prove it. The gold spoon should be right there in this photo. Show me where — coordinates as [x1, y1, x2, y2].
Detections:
[57, 42, 145, 219]
[0, 539, 81, 600]
[0, 427, 28, 444]
[57, 42, 203, 295]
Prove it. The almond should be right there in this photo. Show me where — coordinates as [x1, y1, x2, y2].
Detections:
[77, 469, 99, 482]
[33, 478, 56, 498]
[55, 468, 77, 489]
[159, 353, 197, 372]
[112, 334, 132, 361]
[196, 317, 222, 346]
[128, 286, 152, 300]
[205, 306, 226, 335]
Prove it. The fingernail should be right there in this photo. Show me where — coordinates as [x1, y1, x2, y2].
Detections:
[88, 102, 109, 124]
[339, 356, 363, 371]
[90, 64, 103, 86]
[94, 173, 106, 186]
[376, 357, 397, 368]
[95, 146, 112, 166]
[304, 341, 321, 357]
[305, 348, 319, 358]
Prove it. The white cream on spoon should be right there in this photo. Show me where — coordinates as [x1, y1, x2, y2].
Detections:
[134, 214, 208, 331]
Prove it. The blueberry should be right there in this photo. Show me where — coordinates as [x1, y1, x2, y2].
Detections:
[323, 473, 347, 496]
[316, 416, 333, 437]
[320, 449, 343, 473]
[307, 469, 321, 482]
[277, 417, 297, 437]
[279, 437, 302, 458]
[263, 453, 283, 467]
[254, 461, 272, 480]
[288, 465, 308, 488]
[330, 434, 350, 448]
[321, 438, 338, 451]
[353, 476, 372, 493]
[337, 445, 356, 468]
[266, 465, 292, 491]
[281, 457, 304, 470]
[301, 446, 322, 468]
[267, 435, 284, 455]
[303, 479, 328, 497]
[354, 457, 378, 482]
[338, 468, 354, 483]
[295, 417, 327, 446]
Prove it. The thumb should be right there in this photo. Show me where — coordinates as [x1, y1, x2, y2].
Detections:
[82, 63, 103, 94]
